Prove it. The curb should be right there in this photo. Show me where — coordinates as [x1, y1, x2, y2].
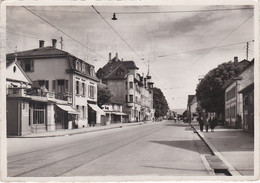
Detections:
[7, 122, 147, 138]
[190, 122, 241, 176]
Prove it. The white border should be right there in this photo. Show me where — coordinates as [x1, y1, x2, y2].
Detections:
[0, 0, 259, 182]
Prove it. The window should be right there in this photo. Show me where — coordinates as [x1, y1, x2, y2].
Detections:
[90, 67, 94, 76]
[125, 95, 128, 102]
[129, 95, 133, 102]
[76, 81, 79, 95]
[23, 60, 34, 72]
[129, 82, 133, 89]
[82, 63, 85, 73]
[38, 80, 49, 90]
[76, 61, 79, 70]
[82, 83, 85, 96]
[89, 85, 95, 98]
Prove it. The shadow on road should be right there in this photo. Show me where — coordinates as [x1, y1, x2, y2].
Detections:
[142, 165, 206, 172]
[149, 140, 211, 154]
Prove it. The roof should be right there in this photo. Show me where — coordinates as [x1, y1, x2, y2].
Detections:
[222, 59, 253, 89]
[6, 46, 68, 59]
[97, 57, 139, 80]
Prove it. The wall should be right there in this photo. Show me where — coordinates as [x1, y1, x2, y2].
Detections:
[21, 57, 70, 92]
[107, 80, 126, 103]
[7, 99, 19, 135]
[21, 100, 30, 135]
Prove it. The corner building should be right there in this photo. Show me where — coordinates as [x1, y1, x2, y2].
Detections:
[97, 53, 154, 122]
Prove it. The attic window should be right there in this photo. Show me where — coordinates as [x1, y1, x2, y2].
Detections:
[116, 69, 124, 75]
[13, 66, 16, 73]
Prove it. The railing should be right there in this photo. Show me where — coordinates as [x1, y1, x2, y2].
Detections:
[7, 88, 26, 97]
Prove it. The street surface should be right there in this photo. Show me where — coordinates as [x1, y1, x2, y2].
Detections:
[8, 121, 212, 177]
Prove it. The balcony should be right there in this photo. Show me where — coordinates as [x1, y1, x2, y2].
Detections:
[7, 87, 27, 97]
[127, 102, 134, 107]
[8, 87, 72, 103]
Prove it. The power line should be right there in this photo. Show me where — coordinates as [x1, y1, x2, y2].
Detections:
[176, 13, 254, 76]
[116, 7, 254, 14]
[23, 7, 253, 14]
[22, 6, 105, 59]
[91, 5, 144, 62]
[151, 40, 254, 60]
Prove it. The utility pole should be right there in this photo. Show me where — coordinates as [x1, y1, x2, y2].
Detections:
[246, 42, 249, 60]
[60, 36, 63, 50]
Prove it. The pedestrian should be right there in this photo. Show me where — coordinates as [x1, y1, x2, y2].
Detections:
[205, 115, 209, 132]
[198, 114, 204, 132]
[210, 117, 217, 132]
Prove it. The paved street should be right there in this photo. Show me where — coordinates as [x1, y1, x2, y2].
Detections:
[8, 121, 212, 177]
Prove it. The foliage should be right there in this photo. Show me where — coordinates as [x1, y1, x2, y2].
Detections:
[182, 110, 188, 117]
[153, 87, 169, 117]
[196, 61, 247, 113]
[97, 83, 112, 107]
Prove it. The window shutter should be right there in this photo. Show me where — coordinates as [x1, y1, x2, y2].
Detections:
[45, 80, 49, 90]
[52, 80, 56, 92]
[65, 80, 68, 92]
[88, 85, 90, 97]
[30, 60, 34, 72]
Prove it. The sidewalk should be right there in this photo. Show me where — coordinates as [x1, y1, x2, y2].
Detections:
[8, 121, 155, 138]
[190, 121, 254, 176]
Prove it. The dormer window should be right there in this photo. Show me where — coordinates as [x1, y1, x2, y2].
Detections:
[82, 63, 85, 73]
[116, 68, 124, 75]
[76, 60, 79, 70]
[90, 67, 94, 76]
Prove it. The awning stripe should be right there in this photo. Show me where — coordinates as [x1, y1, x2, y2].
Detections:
[56, 104, 80, 114]
[88, 104, 106, 115]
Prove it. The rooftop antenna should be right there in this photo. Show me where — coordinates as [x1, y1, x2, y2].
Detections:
[147, 60, 150, 76]
[14, 46, 18, 62]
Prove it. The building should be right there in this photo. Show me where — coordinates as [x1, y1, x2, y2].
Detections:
[6, 40, 104, 129]
[97, 53, 154, 122]
[6, 58, 79, 135]
[187, 95, 198, 122]
[222, 57, 250, 128]
[238, 60, 254, 133]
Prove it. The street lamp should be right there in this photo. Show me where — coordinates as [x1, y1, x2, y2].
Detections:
[112, 13, 117, 20]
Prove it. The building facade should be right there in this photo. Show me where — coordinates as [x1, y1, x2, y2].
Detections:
[238, 60, 254, 133]
[97, 53, 154, 122]
[222, 57, 251, 128]
[6, 40, 103, 130]
[187, 95, 197, 122]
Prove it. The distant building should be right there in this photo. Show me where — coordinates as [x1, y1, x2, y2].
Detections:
[97, 53, 154, 122]
[6, 40, 104, 130]
[187, 95, 197, 121]
[222, 57, 251, 129]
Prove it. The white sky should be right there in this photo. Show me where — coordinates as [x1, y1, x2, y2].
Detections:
[6, 4, 255, 110]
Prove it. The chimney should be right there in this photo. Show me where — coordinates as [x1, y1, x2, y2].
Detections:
[234, 56, 238, 63]
[39, 40, 45, 48]
[115, 52, 118, 61]
[52, 39, 57, 48]
[109, 52, 111, 62]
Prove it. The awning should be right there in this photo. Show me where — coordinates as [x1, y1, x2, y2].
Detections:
[113, 112, 127, 116]
[56, 104, 80, 114]
[88, 104, 106, 115]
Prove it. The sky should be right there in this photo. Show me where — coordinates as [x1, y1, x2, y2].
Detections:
[5, 4, 255, 110]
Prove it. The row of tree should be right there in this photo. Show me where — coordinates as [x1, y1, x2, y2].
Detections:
[196, 60, 249, 117]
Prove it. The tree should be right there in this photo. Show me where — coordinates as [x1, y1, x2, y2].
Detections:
[196, 61, 248, 115]
[97, 83, 112, 107]
[153, 87, 169, 118]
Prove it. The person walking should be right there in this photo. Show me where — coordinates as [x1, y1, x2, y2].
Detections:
[210, 116, 217, 132]
[205, 114, 209, 132]
[198, 114, 204, 132]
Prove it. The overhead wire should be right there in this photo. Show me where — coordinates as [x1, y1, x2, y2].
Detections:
[21, 7, 254, 14]
[91, 5, 144, 63]
[22, 6, 106, 59]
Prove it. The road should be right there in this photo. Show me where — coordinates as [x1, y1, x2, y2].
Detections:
[8, 120, 212, 177]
